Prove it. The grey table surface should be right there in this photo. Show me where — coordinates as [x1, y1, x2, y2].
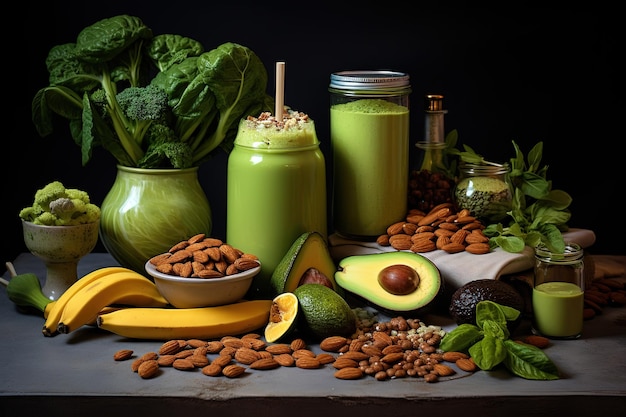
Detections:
[1, 252, 625, 417]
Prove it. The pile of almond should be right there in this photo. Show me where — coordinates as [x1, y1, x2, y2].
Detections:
[113, 312, 478, 383]
[377, 203, 491, 255]
[148, 234, 260, 278]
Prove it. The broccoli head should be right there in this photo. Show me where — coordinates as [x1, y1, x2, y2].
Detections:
[20, 181, 100, 226]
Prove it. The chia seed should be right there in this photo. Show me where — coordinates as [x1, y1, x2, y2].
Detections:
[454, 175, 512, 222]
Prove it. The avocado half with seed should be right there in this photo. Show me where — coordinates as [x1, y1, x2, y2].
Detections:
[270, 231, 343, 297]
[335, 252, 443, 313]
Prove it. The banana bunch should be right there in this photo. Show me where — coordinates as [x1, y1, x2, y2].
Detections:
[44, 267, 169, 336]
[96, 299, 272, 340]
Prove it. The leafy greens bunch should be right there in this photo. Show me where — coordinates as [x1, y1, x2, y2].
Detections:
[32, 15, 273, 169]
[439, 301, 559, 380]
[445, 133, 572, 254]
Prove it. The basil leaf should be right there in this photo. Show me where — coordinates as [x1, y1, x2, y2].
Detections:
[469, 335, 507, 371]
[503, 340, 559, 380]
[438, 323, 483, 352]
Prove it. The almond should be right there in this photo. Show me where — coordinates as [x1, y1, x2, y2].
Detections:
[402, 222, 418, 235]
[206, 341, 225, 353]
[292, 349, 316, 359]
[361, 345, 383, 357]
[389, 234, 413, 250]
[376, 234, 390, 246]
[137, 359, 159, 379]
[441, 351, 469, 362]
[187, 233, 206, 244]
[295, 357, 321, 369]
[290, 338, 307, 351]
[159, 339, 183, 355]
[433, 363, 456, 376]
[265, 343, 293, 355]
[465, 242, 491, 254]
[234, 347, 260, 364]
[372, 331, 392, 346]
[450, 229, 470, 245]
[438, 222, 459, 231]
[190, 354, 210, 368]
[222, 364, 246, 378]
[465, 230, 490, 244]
[520, 335, 550, 349]
[334, 367, 364, 380]
[234, 258, 260, 271]
[219, 244, 240, 263]
[164, 249, 192, 264]
[157, 355, 177, 367]
[418, 207, 451, 226]
[456, 358, 478, 372]
[341, 351, 370, 361]
[249, 357, 280, 370]
[441, 242, 466, 254]
[410, 239, 436, 253]
[201, 363, 222, 377]
[316, 353, 336, 365]
[381, 352, 405, 364]
[274, 353, 295, 367]
[405, 213, 425, 224]
[113, 349, 133, 361]
[197, 268, 225, 278]
[204, 246, 223, 262]
[386, 221, 406, 236]
[332, 357, 359, 369]
[411, 231, 435, 242]
[320, 336, 348, 352]
[173, 358, 195, 371]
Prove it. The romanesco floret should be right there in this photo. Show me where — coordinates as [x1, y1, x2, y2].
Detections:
[20, 181, 100, 226]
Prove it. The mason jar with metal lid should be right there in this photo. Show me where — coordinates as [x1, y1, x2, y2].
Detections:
[329, 70, 411, 240]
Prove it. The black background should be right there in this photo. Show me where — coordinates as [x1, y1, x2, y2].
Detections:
[5, 5, 623, 275]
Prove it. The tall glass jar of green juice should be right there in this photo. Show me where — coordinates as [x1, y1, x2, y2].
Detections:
[329, 71, 411, 240]
[226, 111, 327, 300]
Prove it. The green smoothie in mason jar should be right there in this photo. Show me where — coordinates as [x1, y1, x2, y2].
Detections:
[330, 98, 409, 238]
[329, 70, 411, 240]
[226, 111, 327, 299]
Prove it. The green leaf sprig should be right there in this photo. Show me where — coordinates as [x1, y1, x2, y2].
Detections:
[439, 300, 559, 380]
[444, 136, 572, 254]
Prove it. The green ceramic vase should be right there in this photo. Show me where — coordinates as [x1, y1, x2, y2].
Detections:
[99, 165, 212, 274]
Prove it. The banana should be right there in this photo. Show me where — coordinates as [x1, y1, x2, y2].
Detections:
[57, 271, 168, 334]
[96, 299, 273, 340]
[43, 266, 131, 336]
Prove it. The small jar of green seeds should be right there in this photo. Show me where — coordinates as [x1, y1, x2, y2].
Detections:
[454, 162, 513, 223]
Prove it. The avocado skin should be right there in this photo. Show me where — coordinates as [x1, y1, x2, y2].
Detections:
[449, 279, 525, 329]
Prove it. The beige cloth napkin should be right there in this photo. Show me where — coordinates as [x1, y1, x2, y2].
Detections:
[329, 228, 597, 291]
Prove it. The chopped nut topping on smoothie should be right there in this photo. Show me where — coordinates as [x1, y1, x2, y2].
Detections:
[245, 110, 310, 130]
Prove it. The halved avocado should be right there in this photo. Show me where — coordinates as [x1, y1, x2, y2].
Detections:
[335, 252, 443, 313]
[270, 232, 342, 297]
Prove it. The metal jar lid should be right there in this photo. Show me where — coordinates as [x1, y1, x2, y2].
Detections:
[329, 70, 410, 92]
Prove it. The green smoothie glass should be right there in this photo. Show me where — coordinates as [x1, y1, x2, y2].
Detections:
[329, 71, 411, 240]
[226, 112, 327, 300]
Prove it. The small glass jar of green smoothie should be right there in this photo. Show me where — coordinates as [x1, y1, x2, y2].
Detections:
[226, 111, 327, 300]
[454, 162, 513, 223]
[329, 70, 411, 240]
[532, 243, 584, 339]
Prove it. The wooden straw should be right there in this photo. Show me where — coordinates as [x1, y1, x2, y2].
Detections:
[275, 61, 285, 121]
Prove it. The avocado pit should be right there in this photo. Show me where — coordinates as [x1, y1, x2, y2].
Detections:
[378, 264, 420, 295]
[298, 267, 334, 289]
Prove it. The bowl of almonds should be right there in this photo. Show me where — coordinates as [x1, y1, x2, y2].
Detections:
[145, 234, 261, 308]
